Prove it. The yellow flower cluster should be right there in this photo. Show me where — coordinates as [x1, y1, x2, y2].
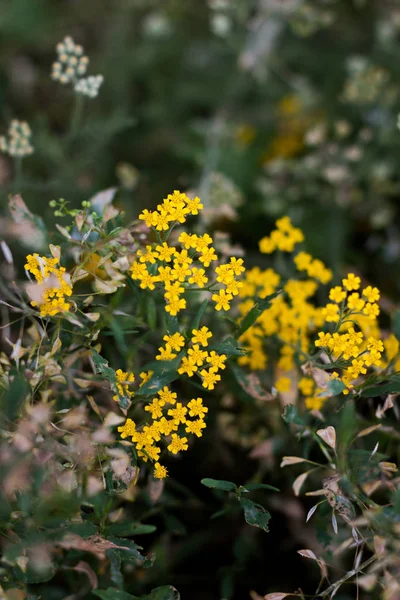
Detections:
[259, 216, 304, 254]
[155, 327, 227, 391]
[298, 377, 326, 411]
[294, 251, 333, 284]
[315, 275, 384, 394]
[131, 190, 245, 315]
[118, 391, 208, 479]
[113, 369, 135, 402]
[25, 251, 73, 317]
[238, 220, 329, 373]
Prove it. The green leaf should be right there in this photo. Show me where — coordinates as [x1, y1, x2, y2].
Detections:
[190, 298, 209, 332]
[106, 536, 154, 568]
[240, 497, 271, 532]
[138, 368, 179, 397]
[146, 295, 157, 329]
[91, 350, 122, 404]
[93, 590, 135, 600]
[282, 404, 305, 425]
[235, 291, 282, 339]
[165, 313, 180, 334]
[242, 483, 280, 492]
[2, 368, 29, 421]
[201, 478, 237, 492]
[106, 522, 156, 536]
[359, 380, 400, 397]
[328, 378, 346, 396]
[210, 336, 247, 357]
[140, 586, 181, 600]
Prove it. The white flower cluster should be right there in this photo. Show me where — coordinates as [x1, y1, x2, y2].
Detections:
[74, 75, 104, 98]
[0, 120, 34, 158]
[51, 36, 103, 98]
[51, 36, 89, 84]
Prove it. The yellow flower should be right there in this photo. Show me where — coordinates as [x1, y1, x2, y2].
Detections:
[154, 463, 168, 479]
[188, 267, 208, 288]
[298, 377, 315, 396]
[192, 326, 212, 347]
[156, 346, 177, 361]
[347, 293, 365, 312]
[155, 242, 176, 262]
[212, 289, 233, 311]
[157, 386, 177, 405]
[163, 332, 185, 352]
[178, 356, 198, 377]
[363, 302, 380, 318]
[199, 246, 217, 267]
[206, 351, 227, 371]
[185, 419, 206, 437]
[275, 376, 291, 393]
[200, 368, 221, 390]
[362, 286, 380, 303]
[187, 344, 208, 366]
[305, 396, 325, 411]
[342, 273, 361, 291]
[329, 286, 346, 303]
[187, 397, 208, 418]
[168, 433, 189, 454]
[167, 402, 187, 424]
[322, 303, 340, 323]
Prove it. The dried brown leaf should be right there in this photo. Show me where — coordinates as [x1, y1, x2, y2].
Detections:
[281, 456, 308, 467]
[293, 471, 311, 497]
[317, 426, 336, 450]
[58, 534, 130, 559]
[356, 424, 382, 438]
[376, 395, 395, 419]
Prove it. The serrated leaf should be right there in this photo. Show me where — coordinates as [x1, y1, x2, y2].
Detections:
[201, 478, 236, 492]
[240, 497, 271, 532]
[236, 291, 282, 339]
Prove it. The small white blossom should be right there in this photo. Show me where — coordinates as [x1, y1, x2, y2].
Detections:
[52, 36, 89, 84]
[51, 36, 104, 99]
[0, 120, 34, 158]
[74, 75, 104, 98]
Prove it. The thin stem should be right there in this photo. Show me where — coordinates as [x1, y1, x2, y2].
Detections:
[68, 93, 84, 139]
[13, 157, 23, 192]
[319, 555, 376, 598]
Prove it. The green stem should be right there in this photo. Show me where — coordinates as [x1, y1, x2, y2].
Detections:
[68, 93, 84, 139]
[13, 157, 23, 192]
